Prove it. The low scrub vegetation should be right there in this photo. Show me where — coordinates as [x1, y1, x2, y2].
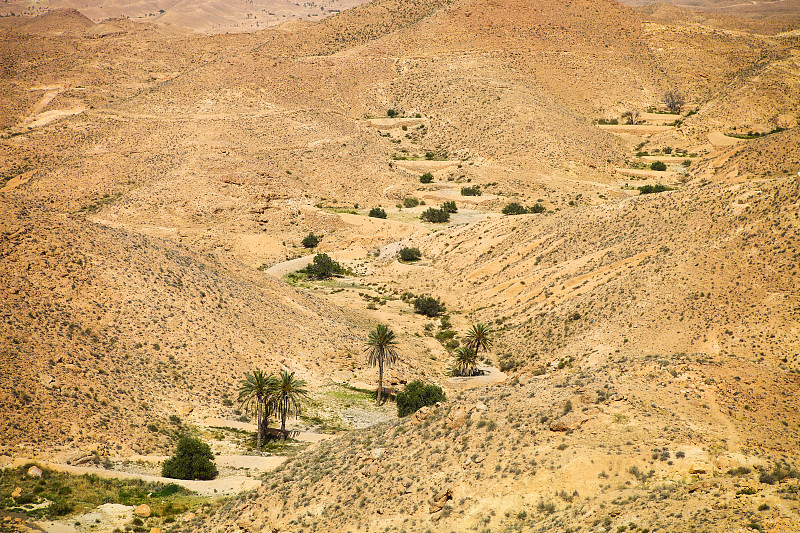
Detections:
[650, 161, 667, 171]
[396, 380, 446, 417]
[300, 253, 348, 279]
[162, 436, 218, 480]
[420, 207, 450, 223]
[419, 172, 433, 183]
[301, 232, 321, 248]
[460, 185, 481, 196]
[368, 207, 387, 219]
[501, 202, 545, 215]
[402, 197, 420, 208]
[398, 247, 421, 262]
[0, 464, 193, 519]
[414, 295, 446, 317]
[638, 184, 672, 195]
[441, 201, 457, 213]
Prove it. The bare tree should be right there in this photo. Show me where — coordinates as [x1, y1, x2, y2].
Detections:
[664, 91, 685, 114]
[622, 109, 641, 125]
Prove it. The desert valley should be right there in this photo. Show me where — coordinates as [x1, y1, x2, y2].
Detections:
[1, 0, 800, 531]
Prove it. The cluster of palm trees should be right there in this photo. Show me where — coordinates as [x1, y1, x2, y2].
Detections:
[237, 369, 309, 448]
[454, 323, 492, 376]
[238, 323, 492, 443]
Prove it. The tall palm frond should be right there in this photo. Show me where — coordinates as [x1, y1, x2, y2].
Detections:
[365, 324, 399, 405]
[269, 369, 309, 441]
[464, 323, 493, 357]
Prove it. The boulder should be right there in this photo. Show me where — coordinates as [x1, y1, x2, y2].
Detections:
[776, 114, 796, 129]
[149, 528, 162, 533]
[446, 406, 468, 430]
[134, 504, 151, 518]
[26, 466, 42, 478]
[11, 487, 22, 498]
[549, 411, 590, 432]
[182, 512, 196, 522]
[63, 450, 96, 465]
[411, 406, 433, 425]
[429, 488, 453, 513]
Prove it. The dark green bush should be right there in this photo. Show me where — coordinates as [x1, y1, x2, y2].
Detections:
[420, 208, 450, 223]
[460, 185, 481, 196]
[413, 296, 445, 317]
[650, 161, 667, 171]
[638, 184, 670, 195]
[529, 203, 545, 213]
[302, 253, 346, 279]
[301, 232, 321, 248]
[368, 207, 387, 219]
[402, 197, 420, 208]
[441, 201, 457, 213]
[419, 172, 434, 184]
[398, 247, 421, 262]
[387, 109, 398, 118]
[161, 437, 218, 480]
[396, 380, 446, 417]
[501, 202, 527, 215]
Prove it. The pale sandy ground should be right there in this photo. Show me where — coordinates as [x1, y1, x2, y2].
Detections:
[598, 124, 674, 135]
[445, 365, 507, 389]
[707, 130, 746, 149]
[365, 118, 426, 129]
[615, 168, 681, 180]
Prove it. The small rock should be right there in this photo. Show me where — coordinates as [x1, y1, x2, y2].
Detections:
[134, 504, 151, 518]
[26, 466, 43, 478]
[182, 512, 196, 522]
[429, 487, 453, 513]
[475, 402, 487, 411]
[411, 406, 433, 424]
[11, 487, 22, 498]
[149, 528, 162, 533]
[370, 448, 384, 459]
[549, 411, 590, 432]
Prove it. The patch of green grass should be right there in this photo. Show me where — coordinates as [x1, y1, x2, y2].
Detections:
[76, 192, 124, 215]
[0, 465, 205, 520]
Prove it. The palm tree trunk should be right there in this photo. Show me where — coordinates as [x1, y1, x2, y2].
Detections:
[377, 360, 384, 405]
[256, 401, 262, 449]
[280, 410, 287, 441]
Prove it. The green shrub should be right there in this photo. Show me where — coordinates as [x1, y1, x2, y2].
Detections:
[301, 232, 321, 248]
[48, 500, 74, 518]
[302, 253, 346, 279]
[413, 296, 445, 317]
[162, 436, 218, 480]
[502, 202, 544, 215]
[420, 208, 450, 223]
[402, 197, 420, 208]
[387, 109, 398, 118]
[461, 185, 481, 196]
[682, 159, 691, 167]
[501, 202, 527, 215]
[398, 247, 421, 262]
[396, 380, 446, 417]
[368, 207, 387, 219]
[441, 201, 457, 213]
[638, 184, 670, 195]
[419, 172, 434, 184]
[650, 161, 667, 171]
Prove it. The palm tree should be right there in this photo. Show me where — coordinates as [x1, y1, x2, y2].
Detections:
[453, 347, 478, 377]
[365, 324, 399, 405]
[238, 369, 274, 449]
[464, 323, 493, 359]
[269, 369, 309, 441]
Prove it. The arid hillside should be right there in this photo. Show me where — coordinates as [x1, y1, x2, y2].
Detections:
[191, 129, 800, 533]
[0, 196, 366, 457]
[1, 0, 799, 530]
[0, 0, 373, 33]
